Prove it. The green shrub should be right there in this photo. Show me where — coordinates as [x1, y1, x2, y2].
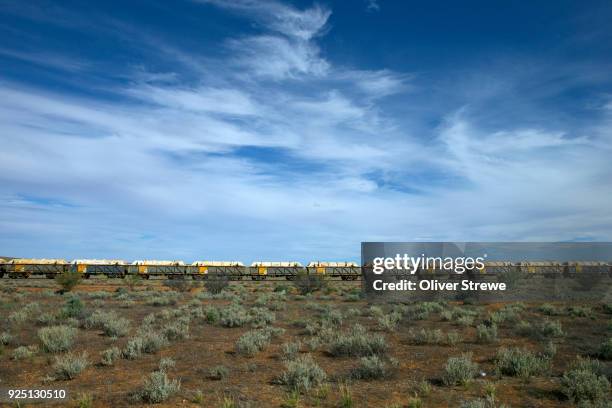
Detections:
[123, 337, 144, 360]
[539, 319, 564, 338]
[38, 325, 77, 353]
[203, 305, 220, 324]
[407, 397, 423, 408]
[538, 303, 560, 316]
[61, 295, 84, 318]
[37, 312, 57, 326]
[477, 324, 498, 343]
[457, 315, 475, 326]
[321, 309, 344, 326]
[236, 329, 272, 357]
[561, 368, 610, 404]
[219, 304, 251, 327]
[205, 277, 230, 294]
[139, 370, 181, 403]
[494, 347, 549, 379]
[378, 312, 402, 332]
[443, 353, 478, 386]
[124, 274, 142, 291]
[146, 295, 177, 306]
[598, 338, 612, 360]
[329, 324, 387, 357]
[55, 270, 81, 293]
[488, 309, 518, 325]
[352, 355, 389, 379]
[408, 328, 443, 345]
[280, 354, 327, 392]
[0, 331, 13, 345]
[250, 307, 276, 328]
[158, 357, 175, 372]
[9, 302, 41, 324]
[162, 320, 190, 341]
[101, 346, 121, 366]
[53, 352, 89, 380]
[123, 331, 168, 359]
[446, 330, 463, 346]
[103, 318, 131, 337]
[13, 345, 37, 360]
[209, 365, 229, 380]
[566, 306, 592, 317]
[292, 271, 327, 295]
[281, 341, 302, 361]
[75, 393, 93, 408]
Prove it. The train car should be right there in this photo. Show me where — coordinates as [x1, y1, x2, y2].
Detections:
[249, 261, 303, 280]
[564, 261, 609, 274]
[129, 260, 186, 279]
[518, 261, 564, 275]
[477, 261, 517, 274]
[0, 258, 8, 278]
[71, 259, 128, 278]
[5, 258, 67, 278]
[307, 261, 360, 280]
[190, 261, 246, 280]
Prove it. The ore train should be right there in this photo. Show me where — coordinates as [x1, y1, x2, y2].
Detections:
[0, 258, 610, 280]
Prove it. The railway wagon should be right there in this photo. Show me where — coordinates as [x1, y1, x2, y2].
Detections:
[129, 260, 186, 279]
[249, 262, 302, 280]
[71, 259, 128, 278]
[190, 261, 246, 280]
[3, 258, 68, 278]
[307, 261, 360, 280]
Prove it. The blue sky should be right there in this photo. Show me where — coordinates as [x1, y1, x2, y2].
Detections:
[1, 0, 611, 263]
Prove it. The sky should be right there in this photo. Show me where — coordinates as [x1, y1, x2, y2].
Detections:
[1, 0, 611, 263]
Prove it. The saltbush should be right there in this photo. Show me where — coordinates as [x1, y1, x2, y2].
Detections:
[280, 355, 327, 392]
[235, 329, 272, 357]
[329, 324, 387, 357]
[139, 370, 181, 403]
[101, 346, 121, 366]
[476, 324, 498, 343]
[494, 347, 549, 379]
[53, 352, 89, 380]
[561, 368, 610, 404]
[443, 353, 478, 386]
[219, 304, 251, 328]
[352, 355, 388, 380]
[38, 325, 77, 353]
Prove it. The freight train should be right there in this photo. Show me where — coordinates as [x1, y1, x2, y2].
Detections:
[0, 258, 610, 280]
[0, 259, 361, 280]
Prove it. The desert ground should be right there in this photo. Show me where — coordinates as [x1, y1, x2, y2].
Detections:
[0, 276, 611, 407]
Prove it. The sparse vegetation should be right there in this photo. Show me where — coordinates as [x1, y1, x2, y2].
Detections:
[53, 352, 89, 380]
[101, 346, 121, 366]
[329, 324, 387, 357]
[443, 353, 478, 386]
[236, 328, 272, 356]
[209, 365, 229, 380]
[38, 325, 77, 353]
[292, 270, 327, 295]
[352, 355, 389, 379]
[205, 277, 230, 294]
[476, 323, 498, 343]
[561, 364, 610, 404]
[55, 270, 82, 293]
[494, 347, 550, 379]
[280, 354, 327, 392]
[138, 370, 181, 403]
[0, 279, 608, 407]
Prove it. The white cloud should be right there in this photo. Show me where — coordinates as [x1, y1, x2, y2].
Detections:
[1, 1, 611, 262]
